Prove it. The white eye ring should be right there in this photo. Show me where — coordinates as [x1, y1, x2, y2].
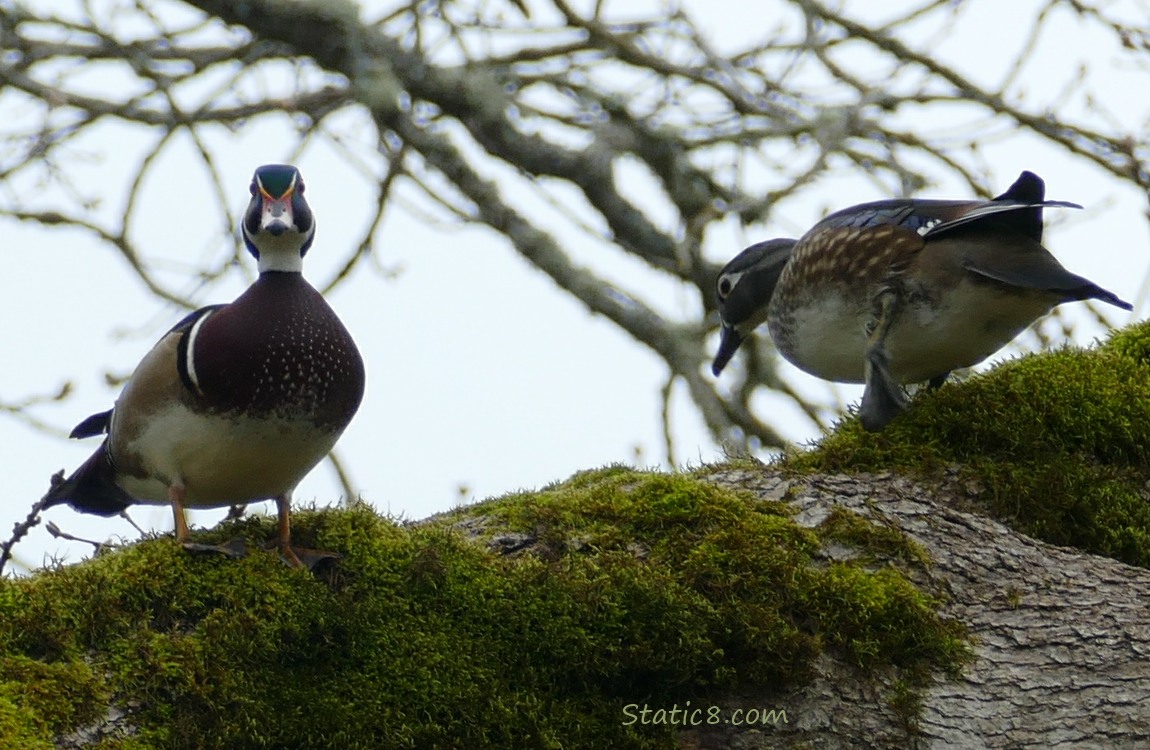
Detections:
[718, 270, 746, 300]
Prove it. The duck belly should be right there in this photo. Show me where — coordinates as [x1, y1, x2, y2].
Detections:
[769, 294, 870, 383]
[769, 280, 1055, 385]
[885, 279, 1055, 383]
[117, 405, 339, 507]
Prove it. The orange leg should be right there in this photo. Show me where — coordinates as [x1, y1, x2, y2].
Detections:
[272, 493, 339, 570]
[169, 483, 191, 543]
[173, 483, 247, 559]
[275, 493, 305, 569]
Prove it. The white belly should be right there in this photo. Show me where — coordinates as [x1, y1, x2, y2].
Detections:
[772, 280, 1055, 384]
[118, 405, 340, 508]
[774, 295, 870, 382]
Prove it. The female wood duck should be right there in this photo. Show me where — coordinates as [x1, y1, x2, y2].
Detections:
[712, 171, 1132, 432]
[44, 164, 366, 568]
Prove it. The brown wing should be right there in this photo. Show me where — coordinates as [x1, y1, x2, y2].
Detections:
[788, 224, 927, 289]
[107, 326, 196, 480]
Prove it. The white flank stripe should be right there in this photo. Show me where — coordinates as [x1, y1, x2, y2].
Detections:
[185, 310, 215, 397]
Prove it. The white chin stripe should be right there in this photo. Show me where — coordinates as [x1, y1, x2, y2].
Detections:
[252, 227, 310, 272]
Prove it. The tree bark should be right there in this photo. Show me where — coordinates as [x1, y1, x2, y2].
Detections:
[686, 467, 1150, 749]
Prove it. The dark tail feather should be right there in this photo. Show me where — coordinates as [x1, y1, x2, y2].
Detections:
[989, 170, 1083, 243]
[927, 197, 1080, 244]
[1068, 284, 1134, 311]
[995, 170, 1045, 204]
[70, 409, 112, 439]
[43, 443, 134, 516]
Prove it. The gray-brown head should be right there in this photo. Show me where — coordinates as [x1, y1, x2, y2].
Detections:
[712, 238, 797, 375]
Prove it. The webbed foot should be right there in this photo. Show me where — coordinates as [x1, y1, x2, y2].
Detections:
[860, 349, 907, 432]
[266, 540, 341, 571]
[926, 371, 950, 391]
[182, 536, 249, 559]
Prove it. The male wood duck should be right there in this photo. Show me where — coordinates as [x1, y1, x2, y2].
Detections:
[44, 164, 366, 568]
[712, 171, 1131, 432]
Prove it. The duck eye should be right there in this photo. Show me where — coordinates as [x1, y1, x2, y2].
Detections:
[717, 276, 733, 300]
[297, 180, 305, 194]
[249, 181, 257, 196]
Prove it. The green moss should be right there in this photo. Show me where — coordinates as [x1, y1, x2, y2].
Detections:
[888, 677, 923, 735]
[0, 657, 93, 750]
[0, 701, 51, 750]
[0, 656, 103, 731]
[0, 469, 966, 749]
[785, 321, 1150, 567]
[819, 506, 931, 567]
[467, 469, 967, 683]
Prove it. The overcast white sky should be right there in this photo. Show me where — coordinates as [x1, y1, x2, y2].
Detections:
[2, 0, 1146, 573]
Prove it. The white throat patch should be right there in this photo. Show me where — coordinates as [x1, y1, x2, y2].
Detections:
[246, 226, 311, 273]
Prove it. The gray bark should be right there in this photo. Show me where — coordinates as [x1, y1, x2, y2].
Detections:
[686, 468, 1150, 749]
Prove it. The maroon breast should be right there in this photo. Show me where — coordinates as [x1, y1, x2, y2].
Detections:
[184, 272, 365, 430]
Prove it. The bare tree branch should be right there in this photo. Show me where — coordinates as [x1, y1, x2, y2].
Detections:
[1, 0, 1146, 467]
